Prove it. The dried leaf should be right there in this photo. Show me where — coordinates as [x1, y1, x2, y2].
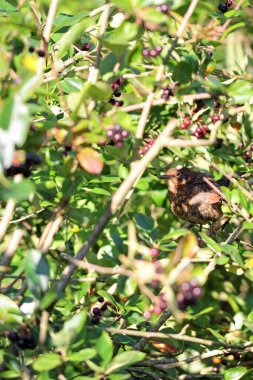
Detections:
[77, 147, 103, 175]
[151, 340, 177, 353]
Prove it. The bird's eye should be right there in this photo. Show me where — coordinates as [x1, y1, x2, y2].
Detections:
[176, 172, 181, 178]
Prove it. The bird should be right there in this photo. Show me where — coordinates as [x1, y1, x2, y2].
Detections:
[160, 167, 226, 225]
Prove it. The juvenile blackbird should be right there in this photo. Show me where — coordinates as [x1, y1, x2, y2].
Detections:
[160, 167, 225, 225]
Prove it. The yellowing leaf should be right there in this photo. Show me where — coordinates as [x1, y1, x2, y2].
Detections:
[77, 147, 103, 175]
[245, 258, 253, 269]
[22, 55, 39, 72]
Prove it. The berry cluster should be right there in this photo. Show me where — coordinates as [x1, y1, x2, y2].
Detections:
[142, 45, 163, 58]
[156, 3, 170, 14]
[211, 114, 221, 123]
[6, 152, 42, 177]
[194, 124, 208, 138]
[106, 124, 130, 148]
[179, 115, 192, 130]
[243, 145, 253, 162]
[109, 76, 124, 106]
[91, 296, 108, 325]
[138, 139, 155, 156]
[7, 330, 36, 349]
[177, 279, 202, 310]
[29, 46, 46, 57]
[161, 85, 173, 101]
[143, 293, 168, 319]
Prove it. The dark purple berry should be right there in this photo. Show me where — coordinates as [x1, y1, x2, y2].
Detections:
[91, 315, 100, 325]
[7, 331, 19, 342]
[117, 76, 124, 85]
[211, 115, 220, 123]
[160, 4, 170, 14]
[111, 82, 119, 91]
[26, 153, 42, 165]
[121, 130, 130, 138]
[109, 98, 116, 105]
[114, 90, 121, 97]
[106, 129, 114, 138]
[92, 307, 101, 316]
[37, 49, 46, 57]
[142, 48, 150, 57]
[113, 133, 122, 142]
[115, 141, 124, 148]
[101, 303, 108, 312]
[29, 46, 35, 53]
[98, 296, 104, 303]
[114, 124, 122, 132]
[82, 42, 90, 51]
[218, 4, 228, 13]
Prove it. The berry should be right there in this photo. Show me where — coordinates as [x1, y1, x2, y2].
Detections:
[155, 45, 162, 54]
[26, 153, 42, 165]
[114, 124, 122, 132]
[29, 46, 35, 53]
[142, 48, 150, 57]
[150, 49, 158, 57]
[117, 76, 124, 86]
[115, 100, 124, 107]
[101, 303, 108, 312]
[138, 149, 144, 155]
[98, 140, 106, 147]
[91, 315, 100, 325]
[161, 86, 173, 100]
[150, 247, 160, 258]
[109, 98, 116, 105]
[177, 279, 202, 310]
[157, 4, 170, 14]
[243, 150, 251, 161]
[179, 123, 187, 130]
[82, 42, 90, 51]
[121, 130, 130, 138]
[98, 296, 104, 303]
[114, 90, 121, 97]
[113, 133, 122, 142]
[226, 0, 233, 6]
[106, 129, 114, 138]
[115, 141, 124, 148]
[92, 307, 101, 316]
[250, 144, 253, 151]
[211, 115, 220, 123]
[218, 4, 228, 13]
[7, 331, 19, 342]
[37, 49, 46, 57]
[110, 82, 119, 91]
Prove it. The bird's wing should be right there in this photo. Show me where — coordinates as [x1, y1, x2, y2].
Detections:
[189, 192, 221, 205]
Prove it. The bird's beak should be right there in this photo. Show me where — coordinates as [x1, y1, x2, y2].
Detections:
[159, 174, 171, 179]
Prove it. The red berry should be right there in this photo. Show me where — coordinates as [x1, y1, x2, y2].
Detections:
[194, 131, 201, 138]
[114, 124, 122, 132]
[179, 123, 187, 130]
[211, 115, 220, 123]
[243, 151, 251, 161]
[121, 130, 130, 138]
[250, 144, 253, 151]
[98, 140, 106, 146]
[115, 141, 124, 148]
[150, 247, 160, 258]
[226, 0, 233, 6]
[160, 4, 170, 13]
[115, 100, 124, 107]
[150, 49, 158, 57]
[142, 48, 150, 57]
[113, 133, 122, 142]
[117, 76, 124, 85]
[153, 306, 162, 315]
[106, 129, 114, 139]
[155, 45, 162, 54]
[82, 42, 90, 51]
[138, 149, 144, 155]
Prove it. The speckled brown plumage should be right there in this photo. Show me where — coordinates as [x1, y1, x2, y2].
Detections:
[161, 167, 223, 224]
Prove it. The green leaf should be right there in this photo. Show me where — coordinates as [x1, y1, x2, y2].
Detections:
[105, 351, 146, 374]
[134, 213, 155, 231]
[0, 0, 17, 13]
[56, 18, 92, 58]
[68, 349, 97, 363]
[25, 250, 50, 300]
[227, 81, 253, 103]
[3, 180, 35, 202]
[224, 367, 247, 380]
[86, 82, 113, 101]
[96, 331, 113, 366]
[97, 291, 123, 310]
[52, 311, 87, 349]
[0, 295, 22, 329]
[33, 353, 62, 372]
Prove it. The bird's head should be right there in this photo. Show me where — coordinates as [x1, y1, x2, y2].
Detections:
[160, 167, 193, 191]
